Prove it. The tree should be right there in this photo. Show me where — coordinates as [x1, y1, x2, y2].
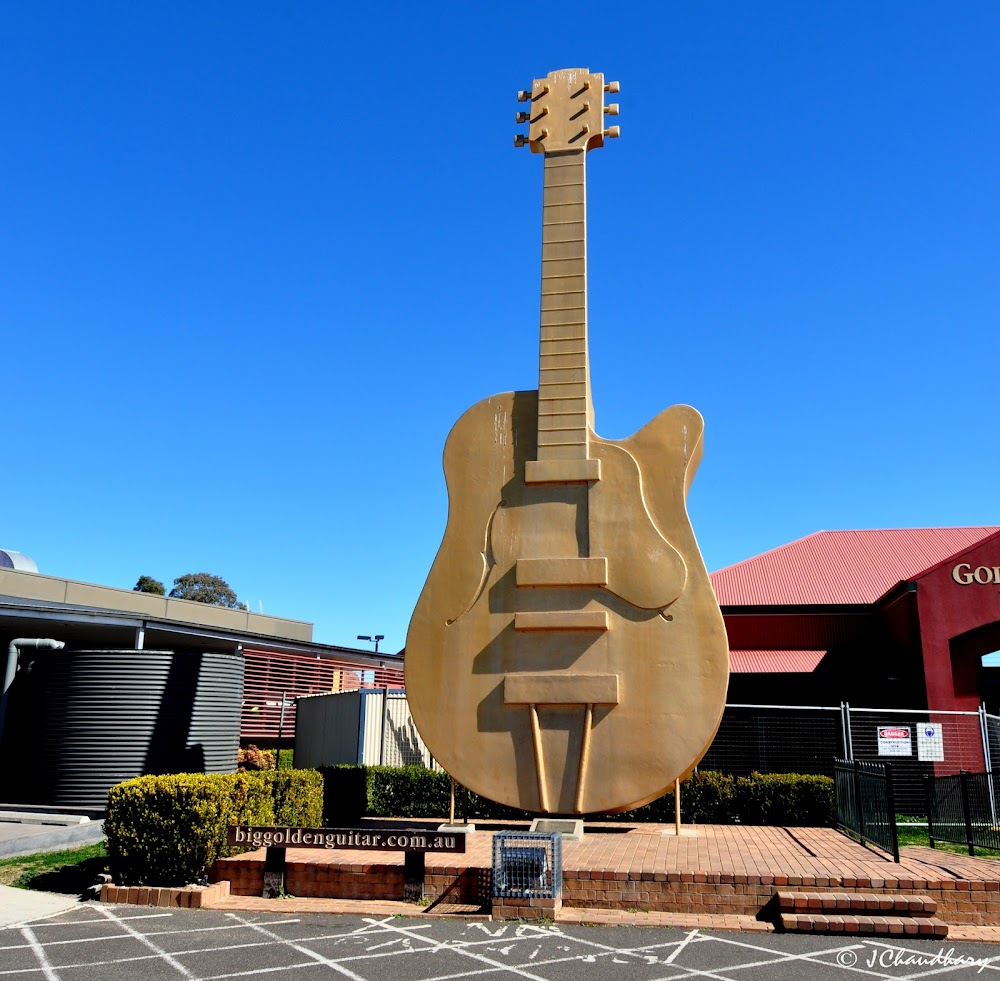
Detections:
[169, 572, 247, 610]
[133, 575, 165, 595]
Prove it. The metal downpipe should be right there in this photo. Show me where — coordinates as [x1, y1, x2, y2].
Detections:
[0, 637, 65, 744]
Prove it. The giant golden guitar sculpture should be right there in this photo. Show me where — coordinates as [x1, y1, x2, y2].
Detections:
[406, 69, 729, 815]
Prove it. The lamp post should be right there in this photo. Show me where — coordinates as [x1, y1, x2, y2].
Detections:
[357, 634, 385, 653]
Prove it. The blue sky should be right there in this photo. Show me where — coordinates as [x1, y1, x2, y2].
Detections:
[3, 2, 998, 654]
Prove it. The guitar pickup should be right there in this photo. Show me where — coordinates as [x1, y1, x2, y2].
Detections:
[516, 557, 608, 588]
[514, 610, 608, 631]
[503, 673, 619, 705]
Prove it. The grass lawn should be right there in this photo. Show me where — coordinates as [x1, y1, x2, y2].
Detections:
[0, 842, 108, 894]
[896, 819, 1000, 858]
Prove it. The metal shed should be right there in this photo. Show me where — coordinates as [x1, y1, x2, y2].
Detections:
[294, 689, 438, 769]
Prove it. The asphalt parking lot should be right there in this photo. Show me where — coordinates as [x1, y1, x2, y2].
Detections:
[3, 904, 1000, 981]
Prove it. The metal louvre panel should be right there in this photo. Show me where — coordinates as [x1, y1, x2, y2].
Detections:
[29, 649, 243, 811]
[241, 648, 404, 742]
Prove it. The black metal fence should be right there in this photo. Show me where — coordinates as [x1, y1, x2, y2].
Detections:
[925, 770, 1000, 855]
[492, 832, 562, 899]
[834, 758, 899, 862]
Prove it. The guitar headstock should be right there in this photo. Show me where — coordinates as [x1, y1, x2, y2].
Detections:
[515, 68, 620, 154]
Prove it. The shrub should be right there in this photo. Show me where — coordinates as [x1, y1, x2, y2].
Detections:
[732, 772, 835, 826]
[238, 744, 276, 771]
[105, 769, 323, 886]
[105, 774, 236, 886]
[269, 769, 324, 827]
[320, 765, 834, 828]
[367, 765, 452, 819]
[680, 770, 737, 823]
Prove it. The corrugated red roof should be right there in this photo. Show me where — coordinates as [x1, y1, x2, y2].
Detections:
[711, 527, 1000, 607]
[729, 650, 825, 673]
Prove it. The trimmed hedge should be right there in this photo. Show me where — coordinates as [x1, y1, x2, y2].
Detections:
[105, 769, 323, 886]
[318, 765, 834, 827]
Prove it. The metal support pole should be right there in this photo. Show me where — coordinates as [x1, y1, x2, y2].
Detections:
[979, 704, 997, 828]
[674, 778, 681, 836]
[379, 687, 389, 765]
[960, 769, 975, 856]
[263, 847, 286, 898]
[844, 702, 854, 760]
[853, 759, 865, 846]
[884, 763, 899, 863]
[924, 775, 936, 849]
[276, 691, 287, 769]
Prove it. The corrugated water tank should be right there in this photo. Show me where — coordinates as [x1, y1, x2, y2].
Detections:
[21, 649, 243, 811]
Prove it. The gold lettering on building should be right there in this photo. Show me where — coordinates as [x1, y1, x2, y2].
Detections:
[952, 563, 1000, 585]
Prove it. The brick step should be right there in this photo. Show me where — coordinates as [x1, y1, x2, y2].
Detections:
[776, 890, 937, 917]
[779, 912, 949, 938]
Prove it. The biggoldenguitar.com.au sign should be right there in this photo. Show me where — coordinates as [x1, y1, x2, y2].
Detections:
[227, 825, 466, 853]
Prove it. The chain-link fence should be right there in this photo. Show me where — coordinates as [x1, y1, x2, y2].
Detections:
[698, 703, 998, 816]
[699, 704, 845, 777]
[297, 688, 1000, 816]
[844, 707, 988, 814]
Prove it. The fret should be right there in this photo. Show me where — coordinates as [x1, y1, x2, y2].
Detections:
[540, 339, 585, 353]
[539, 353, 586, 368]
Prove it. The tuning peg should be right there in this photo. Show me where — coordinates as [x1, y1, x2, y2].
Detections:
[514, 134, 528, 147]
[515, 111, 530, 123]
[605, 80, 620, 93]
[604, 126, 620, 139]
[604, 104, 619, 116]
[517, 90, 531, 102]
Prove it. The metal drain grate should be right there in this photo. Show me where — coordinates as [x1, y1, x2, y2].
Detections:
[492, 831, 562, 898]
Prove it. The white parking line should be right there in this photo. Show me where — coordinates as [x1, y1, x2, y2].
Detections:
[220, 912, 369, 981]
[96, 905, 199, 979]
[665, 929, 700, 964]
[20, 925, 60, 981]
[359, 916, 558, 981]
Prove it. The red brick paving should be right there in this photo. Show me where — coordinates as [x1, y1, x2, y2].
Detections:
[207, 823, 1000, 931]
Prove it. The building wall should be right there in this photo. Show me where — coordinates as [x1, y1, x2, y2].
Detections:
[917, 538, 1000, 711]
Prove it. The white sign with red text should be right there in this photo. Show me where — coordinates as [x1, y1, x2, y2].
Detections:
[877, 725, 912, 756]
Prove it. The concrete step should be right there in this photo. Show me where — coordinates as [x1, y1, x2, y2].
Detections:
[779, 912, 949, 938]
[775, 890, 937, 917]
[0, 810, 92, 827]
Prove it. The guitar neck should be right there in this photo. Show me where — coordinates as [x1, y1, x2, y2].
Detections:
[536, 149, 592, 462]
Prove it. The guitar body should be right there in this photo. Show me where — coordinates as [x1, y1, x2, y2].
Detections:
[405, 389, 729, 814]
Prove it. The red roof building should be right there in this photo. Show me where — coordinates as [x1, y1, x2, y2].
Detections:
[711, 527, 1000, 712]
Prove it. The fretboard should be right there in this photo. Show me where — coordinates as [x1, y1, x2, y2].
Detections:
[536, 149, 591, 463]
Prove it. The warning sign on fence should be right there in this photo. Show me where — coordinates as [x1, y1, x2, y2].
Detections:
[917, 722, 945, 762]
[877, 725, 912, 756]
